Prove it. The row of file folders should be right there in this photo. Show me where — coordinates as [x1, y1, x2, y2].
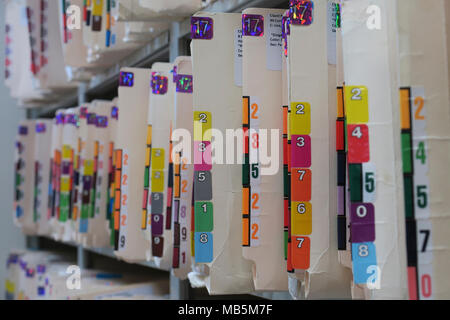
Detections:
[13, 1, 450, 299]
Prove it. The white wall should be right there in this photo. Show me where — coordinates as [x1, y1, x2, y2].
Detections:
[0, 1, 27, 298]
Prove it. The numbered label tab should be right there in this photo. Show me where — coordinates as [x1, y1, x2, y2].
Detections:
[194, 111, 212, 141]
[291, 135, 311, 168]
[345, 86, 369, 124]
[194, 232, 213, 263]
[290, 102, 311, 135]
[194, 202, 213, 232]
[291, 202, 312, 235]
[242, 14, 264, 37]
[291, 236, 310, 269]
[352, 242, 378, 284]
[291, 169, 311, 201]
[191, 17, 214, 40]
[347, 124, 370, 163]
[350, 203, 375, 243]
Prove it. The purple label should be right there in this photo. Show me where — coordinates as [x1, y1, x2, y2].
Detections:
[176, 74, 193, 93]
[350, 203, 375, 243]
[36, 123, 46, 133]
[87, 113, 97, 125]
[111, 106, 118, 120]
[96, 116, 108, 128]
[173, 200, 180, 223]
[119, 71, 134, 87]
[152, 214, 164, 236]
[151, 73, 168, 95]
[26, 268, 35, 278]
[191, 17, 213, 40]
[56, 113, 64, 124]
[62, 161, 71, 175]
[65, 114, 78, 125]
[18, 126, 28, 135]
[79, 107, 88, 119]
[37, 265, 46, 274]
[242, 14, 264, 37]
[290, 0, 314, 26]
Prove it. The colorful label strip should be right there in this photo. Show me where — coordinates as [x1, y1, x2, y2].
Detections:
[173, 154, 190, 269]
[400, 87, 433, 300]
[344, 85, 378, 285]
[289, 102, 312, 270]
[193, 111, 213, 263]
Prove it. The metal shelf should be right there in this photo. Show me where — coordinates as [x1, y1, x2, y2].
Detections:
[27, 0, 292, 300]
[30, 0, 289, 118]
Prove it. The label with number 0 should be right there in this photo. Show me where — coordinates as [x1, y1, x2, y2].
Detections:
[350, 203, 375, 243]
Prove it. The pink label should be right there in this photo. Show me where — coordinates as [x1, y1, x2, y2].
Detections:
[194, 141, 212, 171]
[291, 135, 311, 168]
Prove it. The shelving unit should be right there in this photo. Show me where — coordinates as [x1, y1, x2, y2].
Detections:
[25, 0, 292, 300]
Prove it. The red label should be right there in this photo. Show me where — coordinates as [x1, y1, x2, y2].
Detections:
[347, 124, 370, 163]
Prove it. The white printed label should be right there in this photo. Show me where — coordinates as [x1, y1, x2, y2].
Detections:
[327, 2, 338, 65]
[234, 28, 243, 87]
[266, 13, 283, 71]
[362, 162, 376, 203]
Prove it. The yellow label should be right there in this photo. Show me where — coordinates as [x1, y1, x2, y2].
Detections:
[92, 0, 103, 16]
[60, 177, 70, 192]
[5, 280, 15, 293]
[194, 111, 212, 141]
[290, 102, 311, 135]
[84, 160, 94, 176]
[151, 170, 164, 193]
[291, 201, 312, 235]
[151, 149, 165, 170]
[62, 145, 72, 159]
[345, 86, 369, 124]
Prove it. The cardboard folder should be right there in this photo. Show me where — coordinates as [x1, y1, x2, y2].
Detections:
[286, 0, 351, 299]
[34, 119, 53, 236]
[171, 56, 194, 280]
[241, 7, 288, 291]
[59, 107, 80, 243]
[7, 0, 44, 102]
[37, 0, 75, 91]
[81, 100, 112, 248]
[14, 120, 37, 235]
[114, 67, 152, 262]
[48, 110, 65, 240]
[144, 62, 175, 269]
[190, 12, 254, 294]
[341, 0, 408, 299]
[397, 0, 450, 299]
[106, 99, 119, 247]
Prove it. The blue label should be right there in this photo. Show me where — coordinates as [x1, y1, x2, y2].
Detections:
[194, 232, 213, 263]
[351, 242, 377, 284]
